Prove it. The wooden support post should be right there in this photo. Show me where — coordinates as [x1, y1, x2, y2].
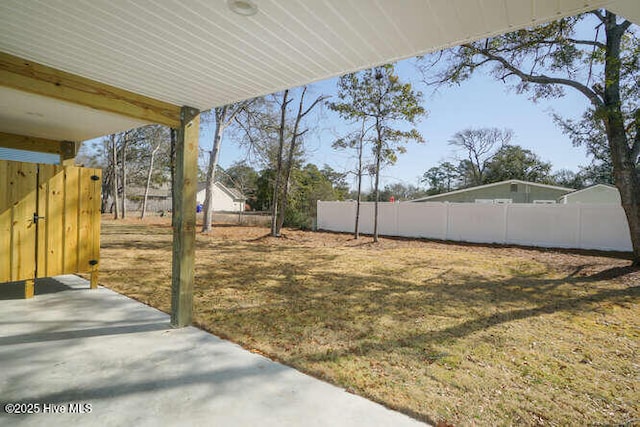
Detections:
[90, 269, 99, 289]
[170, 106, 200, 328]
[60, 141, 79, 167]
[24, 279, 34, 299]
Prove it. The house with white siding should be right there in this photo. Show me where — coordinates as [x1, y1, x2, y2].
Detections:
[196, 182, 245, 212]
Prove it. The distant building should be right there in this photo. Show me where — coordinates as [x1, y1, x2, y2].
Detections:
[125, 185, 171, 212]
[196, 182, 246, 212]
[121, 181, 246, 213]
[410, 180, 574, 204]
[559, 184, 621, 204]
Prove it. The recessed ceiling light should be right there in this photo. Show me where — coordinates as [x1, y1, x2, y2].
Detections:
[227, 0, 258, 16]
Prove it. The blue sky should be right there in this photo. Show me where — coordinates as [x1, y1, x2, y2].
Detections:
[207, 56, 593, 191]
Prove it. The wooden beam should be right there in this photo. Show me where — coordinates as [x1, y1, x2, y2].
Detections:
[0, 132, 61, 154]
[0, 52, 181, 128]
[170, 106, 200, 328]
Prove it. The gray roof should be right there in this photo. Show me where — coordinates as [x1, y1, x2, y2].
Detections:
[410, 179, 575, 202]
[127, 186, 170, 198]
[560, 183, 617, 198]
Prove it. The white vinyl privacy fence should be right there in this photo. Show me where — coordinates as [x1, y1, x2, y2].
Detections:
[317, 201, 633, 252]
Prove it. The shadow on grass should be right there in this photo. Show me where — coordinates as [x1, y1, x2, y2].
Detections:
[97, 221, 639, 424]
[99, 221, 639, 349]
[300, 285, 639, 362]
[192, 242, 639, 353]
[203, 257, 638, 421]
[198, 246, 639, 352]
[319, 229, 635, 261]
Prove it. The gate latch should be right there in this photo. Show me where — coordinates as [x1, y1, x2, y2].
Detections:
[33, 213, 45, 224]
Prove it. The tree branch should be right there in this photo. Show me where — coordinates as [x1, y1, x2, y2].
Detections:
[295, 128, 310, 138]
[224, 98, 256, 128]
[301, 95, 329, 118]
[233, 114, 261, 151]
[462, 44, 604, 108]
[492, 30, 584, 53]
[565, 38, 606, 49]
[590, 10, 606, 24]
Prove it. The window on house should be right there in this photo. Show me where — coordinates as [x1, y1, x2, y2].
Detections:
[510, 183, 518, 192]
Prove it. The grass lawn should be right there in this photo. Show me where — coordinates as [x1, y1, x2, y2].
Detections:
[97, 216, 639, 426]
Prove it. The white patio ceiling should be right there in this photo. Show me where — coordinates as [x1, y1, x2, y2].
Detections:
[0, 0, 637, 142]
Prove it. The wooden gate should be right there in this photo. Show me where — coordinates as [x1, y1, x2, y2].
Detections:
[0, 160, 101, 297]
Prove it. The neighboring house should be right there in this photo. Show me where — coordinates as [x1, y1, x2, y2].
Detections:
[117, 181, 246, 213]
[411, 180, 575, 204]
[559, 184, 621, 204]
[125, 186, 172, 212]
[196, 182, 246, 212]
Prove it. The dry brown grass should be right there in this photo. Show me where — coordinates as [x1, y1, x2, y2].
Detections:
[97, 216, 640, 426]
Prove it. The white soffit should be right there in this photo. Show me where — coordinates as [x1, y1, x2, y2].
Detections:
[608, 0, 640, 23]
[0, 0, 625, 114]
[0, 86, 150, 141]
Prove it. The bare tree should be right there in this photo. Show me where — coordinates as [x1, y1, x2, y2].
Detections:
[271, 90, 291, 237]
[201, 101, 253, 232]
[275, 87, 328, 236]
[109, 134, 120, 219]
[120, 131, 130, 218]
[448, 128, 512, 186]
[91, 127, 171, 219]
[332, 117, 372, 239]
[170, 128, 177, 223]
[140, 141, 162, 219]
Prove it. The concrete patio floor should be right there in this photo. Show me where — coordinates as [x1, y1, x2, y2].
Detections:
[0, 275, 427, 426]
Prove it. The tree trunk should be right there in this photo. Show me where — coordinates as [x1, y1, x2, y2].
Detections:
[611, 142, 640, 266]
[373, 121, 382, 243]
[354, 118, 365, 239]
[276, 90, 309, 235]
[111, 134, 120, 220]
[602, 14, 640, 266]
[170, 128, 177, 226]
[275, 166, 290, 235]
[121, 135, 128, 219]
[276, 137, 296, 235]
[202, 107, 227, 233]
[141, 144, 160, 219]
[274, 88, 323, 235]
[271, 90, 289, 237]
